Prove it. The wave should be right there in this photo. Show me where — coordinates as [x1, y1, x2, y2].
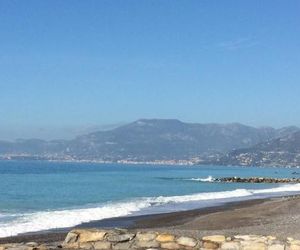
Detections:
[0, 201, 151, 238]
[186, 176, 215, 182]
[157, 176, 215, 182]
[1, 184, 300, 238]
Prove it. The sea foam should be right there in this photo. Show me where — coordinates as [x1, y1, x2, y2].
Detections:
[1, 184, 300, 238]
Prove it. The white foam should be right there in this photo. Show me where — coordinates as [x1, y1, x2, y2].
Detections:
[187, 176, 215, 182]
[1, 183, 300, 238]
[0, 200, 151, 238]
[252, 183, 300, 194]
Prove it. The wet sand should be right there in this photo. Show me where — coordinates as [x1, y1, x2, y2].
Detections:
[1, 195, 300, 244]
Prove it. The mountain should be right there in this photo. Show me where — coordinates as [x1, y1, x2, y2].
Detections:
[0, 119, 299, 163]
[216, 130, 300, 167]
[65, 119, 278, 161]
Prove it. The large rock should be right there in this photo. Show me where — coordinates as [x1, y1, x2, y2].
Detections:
[79, 242, 94, 249]
[76, 229, 107, 243]
[62, 242, 80, 249]
[160, 242, 181, 249]
[268, 244, 285, 250]
[107, 233, 135, 242]
[202, 235, 226, 243]
[64, 231, 79, 244]
[156, 234, 175, 242]
[235, 235, 266, 242]
[202, 241, 219, 249]
[176, 236, 197, 247]
[94, 241, 111, 250]
[134, 240, 160, 248]
[135, 232, 157, 242]
[289, 244, 300, 250]
[112, 242, 132, 249]
[242, 242, 266, 250]
[221, 242, 240, 250]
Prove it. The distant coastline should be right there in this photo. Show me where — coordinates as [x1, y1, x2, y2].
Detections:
[1, 154, 300, 168]
[1, 119, 300, 168]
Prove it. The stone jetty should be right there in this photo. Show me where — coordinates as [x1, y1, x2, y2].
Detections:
[2, 228, 300, 250]
[215, 177, 300, 183]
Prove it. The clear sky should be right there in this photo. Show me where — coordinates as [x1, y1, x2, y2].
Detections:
[0, 0, 300, 140]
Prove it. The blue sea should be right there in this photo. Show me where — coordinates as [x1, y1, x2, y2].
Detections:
[1, 161, 300, 238]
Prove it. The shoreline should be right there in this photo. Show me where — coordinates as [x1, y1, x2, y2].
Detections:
[2, 158, 299, 168]
[2, 194, 300, 244]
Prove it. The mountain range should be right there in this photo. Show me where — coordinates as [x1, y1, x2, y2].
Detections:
[1, 119, 300, 167]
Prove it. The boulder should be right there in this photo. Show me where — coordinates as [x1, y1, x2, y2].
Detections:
[202, 235, 226, 243]
[221, 242, 240, 250]
[107, 233, 135, 242]
[64, 231, 79, 244]
[290, 244, 300, 250]
[94, 241, 111, 250]
[134, 240, 160, 248]
[75, 229, 107, 243]
[79, 242, 93, 249]
[156, 234, 175, 242]
[202, 241, 219, 249]
[135, 232, 157, 242]
[112, 242, 132, 249]
[160, 242, 181, 249]
[176, 236, 197, 247]
[242, 242, 266, 250]
[268, 244, 285, 250]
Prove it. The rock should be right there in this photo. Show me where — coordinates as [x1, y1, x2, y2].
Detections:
[202, 241, 219, 249]
[135, 232, 157, 242]
[289, 244, 300, 250]
[4, 246, 30, 250]
[176, 236, 197, 247]
[235, 235, 267, 243]
[268, 244, 285, 250]
[134, 241, 160, 248]
[242, 242, 266, 250]
[221, 242, 240, 250]
[107, 233, 135, 242]
[61, 242, 80, 249]
[79, 242, 94, 249]
[76, 229, 107, 243]
[156, 234, 175, 242]
[64, 231, 79, 244]
[160, 242, 181, 249]
[267, 236, 277, 241]
[290, 240, 300, 245]
[203, 235, 226, 243]
[94, 241, 111, 250]
[113, 242, 132, 249]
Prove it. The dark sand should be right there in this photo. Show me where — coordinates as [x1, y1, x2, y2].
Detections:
[2, 195, 300, 244]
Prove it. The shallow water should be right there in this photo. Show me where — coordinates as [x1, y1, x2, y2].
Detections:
[0, 161, 299, 237]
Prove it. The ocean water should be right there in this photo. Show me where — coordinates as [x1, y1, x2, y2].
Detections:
[1, 161, 300, 237]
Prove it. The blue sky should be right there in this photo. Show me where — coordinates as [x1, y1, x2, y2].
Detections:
[0, 0, 300, 139]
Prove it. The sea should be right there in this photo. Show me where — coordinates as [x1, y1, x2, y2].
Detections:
[1, 161, 300, 238]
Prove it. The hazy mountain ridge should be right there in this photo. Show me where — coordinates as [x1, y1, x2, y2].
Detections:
[0, 119, 299, 165]
[67, 119, 281, 161]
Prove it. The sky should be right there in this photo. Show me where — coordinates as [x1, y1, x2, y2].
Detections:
[0, 0, 300, 140]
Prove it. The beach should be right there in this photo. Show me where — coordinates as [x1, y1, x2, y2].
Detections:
[1, 195, 300, 245]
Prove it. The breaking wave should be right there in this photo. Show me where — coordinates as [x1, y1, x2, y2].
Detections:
[1, 183, 300, 238]
[186, 176, 215, 182]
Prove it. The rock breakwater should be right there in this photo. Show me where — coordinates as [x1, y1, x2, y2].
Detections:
[215, 177, 300, 183]
[2, 228, 300, 249]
